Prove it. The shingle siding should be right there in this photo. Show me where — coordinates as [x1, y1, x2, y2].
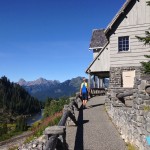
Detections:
[89, 29, 108, 49]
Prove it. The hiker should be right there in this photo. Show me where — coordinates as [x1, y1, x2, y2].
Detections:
[80, 77, 90, 108]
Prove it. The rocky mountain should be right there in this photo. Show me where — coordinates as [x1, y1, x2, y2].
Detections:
[18, 78, 60, 86]
[17, 77, 83, 100]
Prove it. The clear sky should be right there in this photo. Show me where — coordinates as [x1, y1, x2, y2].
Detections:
[0, 0, 125, 82]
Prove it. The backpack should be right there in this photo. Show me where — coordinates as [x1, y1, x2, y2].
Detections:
[81, 83, 87, 93]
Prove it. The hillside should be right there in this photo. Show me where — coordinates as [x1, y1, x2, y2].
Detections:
[18, 77, 84, 100]
[0, 76, 41, 123]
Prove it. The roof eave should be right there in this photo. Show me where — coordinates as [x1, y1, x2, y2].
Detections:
[104, 0, 133, 35]
[89, 47, 103, 50]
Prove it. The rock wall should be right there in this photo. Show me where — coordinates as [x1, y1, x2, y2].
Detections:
[109, 66, 141, 88]
[18, 135, 47, 150]
[105, 75, 150, 150]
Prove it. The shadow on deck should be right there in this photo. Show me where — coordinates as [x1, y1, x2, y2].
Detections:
[74, 103, 104, 150]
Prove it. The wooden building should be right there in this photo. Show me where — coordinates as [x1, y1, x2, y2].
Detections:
[86, 0, 150, 89]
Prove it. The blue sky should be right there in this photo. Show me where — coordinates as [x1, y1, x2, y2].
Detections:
[0, 0, 125, 82]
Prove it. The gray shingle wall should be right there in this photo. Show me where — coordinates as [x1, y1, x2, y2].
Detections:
[89, 29, 108, 49]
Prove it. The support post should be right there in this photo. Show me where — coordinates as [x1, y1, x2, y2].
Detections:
[102, 78, 105, 88]
[69, 97, 79, 111]
[44, 126, 66, 150]
[116, 91, 133, 99]
[99, 78, 103, 88]
[88, 74, 91, 89]
[43, 98, 78, 150]
[94, 75, 96, 88]
[116, 91, 134, 104]
[97, 77, 100, 88]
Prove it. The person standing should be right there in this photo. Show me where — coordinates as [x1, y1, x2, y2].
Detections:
[80, 77, 90, 109]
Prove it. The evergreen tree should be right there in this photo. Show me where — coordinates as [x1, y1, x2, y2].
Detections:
[0, 126, 3, 136]
[16, 116, 27, 131]
[136, 1, 150, 74]
[2, 123, 8, 134]
[0, 76, 41, 123]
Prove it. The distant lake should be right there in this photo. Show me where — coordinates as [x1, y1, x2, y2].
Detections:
[26, 109, 44, 126]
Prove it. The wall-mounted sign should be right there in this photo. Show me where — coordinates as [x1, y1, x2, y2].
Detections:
[122, 70, 135, 88]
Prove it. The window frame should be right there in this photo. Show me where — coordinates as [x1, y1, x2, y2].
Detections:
[118, 36, 130, 52]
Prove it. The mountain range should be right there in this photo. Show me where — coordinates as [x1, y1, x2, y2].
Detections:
[18, 77, 84, 100]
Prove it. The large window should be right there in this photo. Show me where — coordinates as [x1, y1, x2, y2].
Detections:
[118, 36, 129, 52]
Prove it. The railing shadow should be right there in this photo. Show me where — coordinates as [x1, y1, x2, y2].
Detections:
[88, 103, 104, 109]
[74, 105, 89, 150]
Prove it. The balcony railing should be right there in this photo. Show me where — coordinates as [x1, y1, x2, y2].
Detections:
[90, 88, 106, 97]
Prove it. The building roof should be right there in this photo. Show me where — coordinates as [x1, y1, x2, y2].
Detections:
[86, 41, 109, 73]
[89, 0, 135, 50]
[105, 0, 136, 34]
[86, 0, 138, 74]
[89, 29, 108, 49]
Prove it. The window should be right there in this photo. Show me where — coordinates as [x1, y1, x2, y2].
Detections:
[118, 36, 129, 52]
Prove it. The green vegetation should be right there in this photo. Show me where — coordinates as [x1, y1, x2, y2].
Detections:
[127, 143, 138, 150]
[15, 116, 28, 131]
[8, 146, 18, 150]
[43, 97, 70, 118]
[136, 1, 150, 74]
[144, 105, 150, 112]
[0, 76, 41, 117]
[0, 117, 28, 141]
[0, 75, 70, 144]
[0, 76, 41, 141]
[25, 115, 61, 144]
[24, 97, 70, 143]
[0, 129, 23, 141]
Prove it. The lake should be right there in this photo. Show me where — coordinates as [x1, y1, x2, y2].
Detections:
[26, 109, 44, 126]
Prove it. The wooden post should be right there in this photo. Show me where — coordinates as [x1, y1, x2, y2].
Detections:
[63, 105, 78, 126]
[97, 77, 100, 88]
[69, 97, 79, 111]
[44, 126, 66, 150]
[44, 99, 78, 150]
[99, 78, 103, 88]
[102, 78, 105, 88]
[94, 75, 96, 88]
[88, 74, 91, 89]
[116, 91, 133, 104]
[116, 91, 133, 99]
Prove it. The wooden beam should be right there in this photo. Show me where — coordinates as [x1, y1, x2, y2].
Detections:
[116, 91, 133, 99]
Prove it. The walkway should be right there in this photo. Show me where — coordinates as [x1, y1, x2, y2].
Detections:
[66, 96, 127, 150]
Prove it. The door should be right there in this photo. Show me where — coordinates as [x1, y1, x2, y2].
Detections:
[122, 70, 135, 88]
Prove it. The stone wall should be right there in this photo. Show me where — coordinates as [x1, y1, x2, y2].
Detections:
[105, 76, 150, 150]
[18, 135, 47, 150]
[109, 66, 141, 88]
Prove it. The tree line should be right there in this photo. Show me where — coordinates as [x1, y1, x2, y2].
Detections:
[136, 1, 150, 74]
[0, 76, 41, 122]
[0, 76, 42, 140]
[43, 97, 69, 118]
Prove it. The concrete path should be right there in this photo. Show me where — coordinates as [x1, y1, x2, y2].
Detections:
[66, 96, 127, 150]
